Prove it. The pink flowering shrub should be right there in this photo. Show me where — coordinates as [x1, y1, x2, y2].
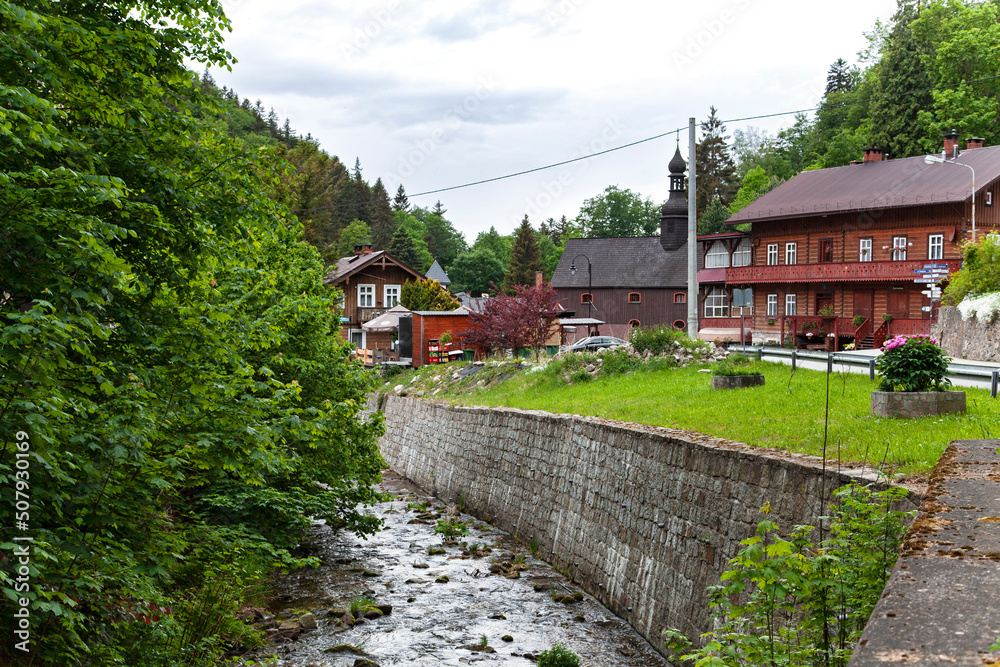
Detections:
[875, 335, 951, 392]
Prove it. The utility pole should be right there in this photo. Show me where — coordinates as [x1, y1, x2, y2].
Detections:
[687, 117, 698, 340]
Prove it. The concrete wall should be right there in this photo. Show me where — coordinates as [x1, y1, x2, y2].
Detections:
[933, 305, 1000, 362]
[377, 395, 915, 656]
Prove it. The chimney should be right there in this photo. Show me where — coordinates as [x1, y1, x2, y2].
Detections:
[966, 137, 985, 150]
[353, 244, 364, 256]
[535, 271, 543, 288]
[943, 130, 960, 158]
[862, 147, 883, 163]
[363, 244, 373, 254]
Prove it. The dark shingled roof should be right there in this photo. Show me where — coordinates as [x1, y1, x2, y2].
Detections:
[728, 145, 1000, 224]
[550, 237, 697, 289]
[425, 259, 451, 286]
[322, 250, 424, 286]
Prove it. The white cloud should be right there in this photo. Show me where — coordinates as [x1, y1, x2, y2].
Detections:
[211, 0, 898, 241]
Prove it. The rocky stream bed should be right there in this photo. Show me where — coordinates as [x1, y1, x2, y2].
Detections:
[249, 470, 668, 666]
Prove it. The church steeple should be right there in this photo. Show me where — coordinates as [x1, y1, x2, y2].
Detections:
[660, 144, 688, 252]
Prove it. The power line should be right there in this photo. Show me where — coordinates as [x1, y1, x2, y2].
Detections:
[291, 73, 1000, 213]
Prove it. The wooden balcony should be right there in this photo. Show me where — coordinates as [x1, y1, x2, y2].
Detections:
[344, 307, 389, 324]
[726, 258, 961, 285]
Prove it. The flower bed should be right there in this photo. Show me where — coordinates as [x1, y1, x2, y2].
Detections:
[873, 334, 964, 417]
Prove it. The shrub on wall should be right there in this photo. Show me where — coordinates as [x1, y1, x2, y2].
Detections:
[943, 232, 1000, 305]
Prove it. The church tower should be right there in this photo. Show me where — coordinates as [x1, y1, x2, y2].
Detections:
[660, 144, 688, 252]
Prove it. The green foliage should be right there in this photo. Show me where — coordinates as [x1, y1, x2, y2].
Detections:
[712, 354, 761, 377]
[336, 219, 372, 258]
[729, 166, 781, 215]
[538, 642, 581, 667]
[664, 484, 912, 667]
[450, 248, 505, 296]
[696, 107, 740, 213]
[629, 325, 707, 356]
[876, 335, 951, 392]
[853, 315, 867, 327]
[434, 518, 470, 538]
[400, 278, 460, 311]
[574, 185, 659, 238]
[698, 196, 732, 234]
[421, 210, 467, 271]
[505, 216, 543, 288]
[472, 226, 512, 266]
[600, 347, 642, 376]
[0, 0, 385, 663]
[943, 232, 1000, 305]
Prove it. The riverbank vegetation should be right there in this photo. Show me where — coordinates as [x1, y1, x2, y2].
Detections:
[389, 355, 999, 477]
[0, 1, 383, 664]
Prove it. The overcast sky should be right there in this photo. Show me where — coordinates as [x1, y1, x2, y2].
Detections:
[209, 0, 899, 242]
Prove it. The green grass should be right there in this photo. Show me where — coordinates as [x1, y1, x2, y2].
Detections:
[438, 361, 1000, 476]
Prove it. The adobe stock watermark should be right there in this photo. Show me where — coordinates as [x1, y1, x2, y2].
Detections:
[392, 75, 501, 180]
[10, 430, 32, 653]
[520, 117, 626, 221]
[341, 0, 401, 62]
[673, 0, 752, 73]
[547, 0, 588, 27]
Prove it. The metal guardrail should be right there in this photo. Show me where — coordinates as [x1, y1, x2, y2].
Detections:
[729, 345, 1000, 398]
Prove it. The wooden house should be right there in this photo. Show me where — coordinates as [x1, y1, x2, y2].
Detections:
[550, 146, 698, 340]
[322, 245, 425, 350]
[720, 136, 1000, 349]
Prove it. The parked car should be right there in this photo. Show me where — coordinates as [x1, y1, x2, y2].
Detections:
[560, 336, 628, 353]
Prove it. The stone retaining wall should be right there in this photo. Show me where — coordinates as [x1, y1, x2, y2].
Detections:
[932, 305, 1000, 362]
[376, 395, 917, 656]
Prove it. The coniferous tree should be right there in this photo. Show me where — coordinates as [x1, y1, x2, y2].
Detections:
[505, 216, 543, 288]
[388, 226, 421, 268]
[370, 178, 395, 249]
[826, 58, 854, 94]
[695, 107, 739, 215]
[698, 197, 731, 235]
[393, 184, 410, 212]
[432, 199, 447, 216]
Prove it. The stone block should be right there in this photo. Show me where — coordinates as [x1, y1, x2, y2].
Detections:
[870, 390, 966, 418]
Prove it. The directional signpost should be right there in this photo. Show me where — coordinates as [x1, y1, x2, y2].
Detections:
[914, 264, 950, 331]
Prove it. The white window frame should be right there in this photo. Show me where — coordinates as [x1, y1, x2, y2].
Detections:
[892, 236, 907, 261]
[767, 243, 778, 266]
[358, 283, 375, 308]
[859, 238, 872, 262]
[384, 284, 401, 308]
[785, 293, 797, 316]
[705, 241, 730, 269]
[928, 234, 943, 260]
[704, 287, 729, 318]
[767, 294, 778, 317]
[733, 238, 752, 267]
[785, 242, 797, 265]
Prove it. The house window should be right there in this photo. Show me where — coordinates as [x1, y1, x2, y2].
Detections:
[929, 234, 943, 260]
[581, 293, 593, 304]
[628, 319, 641, 327]
[628, 292, 641, 303]
[704, 287, 729, 318]
[767, 294, 778, 317]
[733, 238, 752, 267]
[785, 242, 797, 265]
[767, 243, 779, 265]
[673, 292, 686, 304]
[384, 284, 401, 308]
[785, 293, 797, 316]
[987, 191, 993, 206]
[358, 284, 375, 308]
[705, 241, 730, 268]
[859, 238, 872, 262]
[892, 236, 907, 261]
[819, 238, 834, 263]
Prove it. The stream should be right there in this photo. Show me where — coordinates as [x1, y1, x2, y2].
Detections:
[253, 470, 669, 666]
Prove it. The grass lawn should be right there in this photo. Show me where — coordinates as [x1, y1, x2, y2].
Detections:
[425, 360, 1000, 478]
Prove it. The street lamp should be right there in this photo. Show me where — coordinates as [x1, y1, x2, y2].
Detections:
[925, 153, 976, 242]
[568, 253, 592, 319]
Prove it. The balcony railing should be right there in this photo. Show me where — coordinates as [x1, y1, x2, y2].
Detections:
[726, 258, 961, 284]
